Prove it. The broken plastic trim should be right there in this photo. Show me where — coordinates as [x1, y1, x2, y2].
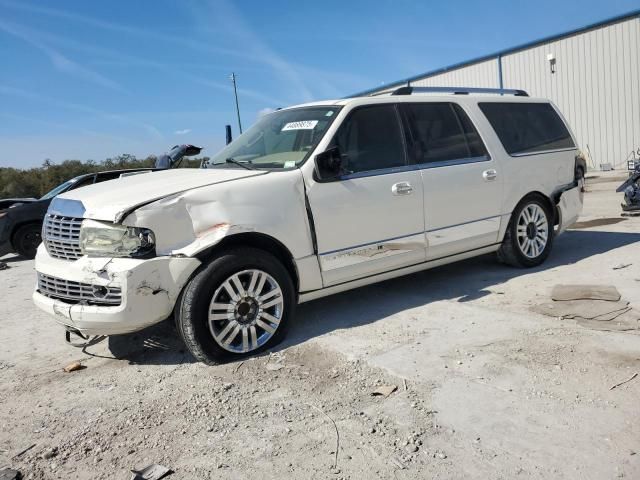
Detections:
[65, 328, 105, 348]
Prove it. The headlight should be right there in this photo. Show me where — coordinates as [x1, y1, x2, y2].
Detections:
[80, 219, 155, 257]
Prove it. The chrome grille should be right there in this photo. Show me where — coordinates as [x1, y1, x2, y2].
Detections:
[37, 273, 122, 306]
[43, 214, 83, 260]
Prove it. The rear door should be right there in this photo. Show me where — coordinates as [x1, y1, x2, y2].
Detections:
[306, 104, 426, 286]
[400, 102, 503, 259]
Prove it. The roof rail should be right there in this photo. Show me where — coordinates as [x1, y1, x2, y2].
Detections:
[390, 86, 529, 97]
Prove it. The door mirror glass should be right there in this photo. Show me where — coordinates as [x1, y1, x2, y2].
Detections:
[314, 146, 343, 181]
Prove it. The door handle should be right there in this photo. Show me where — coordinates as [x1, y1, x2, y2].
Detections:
[392, 182, 413, 195]
[482, 169, 498, 181]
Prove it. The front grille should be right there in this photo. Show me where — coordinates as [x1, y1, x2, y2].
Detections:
[43, 214, 83, 260]
[37, 273, 122, 306]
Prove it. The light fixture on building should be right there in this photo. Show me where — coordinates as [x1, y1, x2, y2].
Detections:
[547, 53, 556, 74]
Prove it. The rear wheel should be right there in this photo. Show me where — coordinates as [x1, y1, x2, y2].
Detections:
[175, 247, 295, 364]
[13, 223, 42, 259]
[498, 197, 553, 268]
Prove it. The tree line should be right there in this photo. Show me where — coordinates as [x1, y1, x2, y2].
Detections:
[0, 154, 205, 199]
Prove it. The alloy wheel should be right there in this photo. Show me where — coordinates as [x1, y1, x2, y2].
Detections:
[208, 269, 284, 353]
[516, 204, 549, 259]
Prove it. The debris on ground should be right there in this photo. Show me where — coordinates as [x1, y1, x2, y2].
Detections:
[550, 284, 621, 301]
[0, 262, 8, 271]
[613, 263, 633, 270]
[533, 285, 640, 331]
[63, 361, 85, 373]
[129, 464, 173, 480]
[371, 385, 398, 397]
[265, 352, 285, 370]
[0, 468, 22, 480]
[41, 447, 57, 459]
[11, 444, 36, 459]
[610, 372, 638, 391]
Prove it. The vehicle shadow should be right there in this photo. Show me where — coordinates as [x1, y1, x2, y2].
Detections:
[0, 253, 29, 264]
[103, 229, 640, 365]
[283, 229, 640, 349]
[106, 320, 196, 366]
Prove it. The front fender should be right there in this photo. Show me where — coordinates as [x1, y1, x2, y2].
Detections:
[122, 170, 315, 260]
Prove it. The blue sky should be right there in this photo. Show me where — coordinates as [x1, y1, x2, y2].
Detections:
[1, 0, 638, 168]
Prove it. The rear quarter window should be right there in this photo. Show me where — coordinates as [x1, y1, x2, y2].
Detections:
[479, 102, 575, 155]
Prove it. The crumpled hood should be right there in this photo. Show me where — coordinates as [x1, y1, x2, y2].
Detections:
[50, 168, 267, 222]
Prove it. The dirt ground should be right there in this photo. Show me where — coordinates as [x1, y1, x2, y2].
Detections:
[1, 171, 639, 479]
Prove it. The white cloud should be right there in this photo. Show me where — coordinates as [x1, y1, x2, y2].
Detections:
[0, 20, 125, 93]
[174, 129, 191, 135]
[0, 84, 163, 140]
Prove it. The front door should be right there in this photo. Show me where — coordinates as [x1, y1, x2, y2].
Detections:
[400, 102, 503, 259]
[306, 104, 426, 286]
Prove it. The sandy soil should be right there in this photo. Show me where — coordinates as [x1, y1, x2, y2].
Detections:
[1, 171, 639, 479]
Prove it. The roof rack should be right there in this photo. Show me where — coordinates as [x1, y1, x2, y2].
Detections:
[389, 86, 529, 97]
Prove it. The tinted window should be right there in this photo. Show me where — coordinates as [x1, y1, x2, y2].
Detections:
[97, 171, 127, 182]
[69, 175, 96, 190]
[479, 102, 575, 155]
[402, 103, 488, 164]
[333, 105, 405, 173]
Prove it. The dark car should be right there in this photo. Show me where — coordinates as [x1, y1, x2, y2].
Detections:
[0, 168, 154, 259]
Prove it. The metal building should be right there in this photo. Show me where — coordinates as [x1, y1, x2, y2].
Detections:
[355, 10, 640, 170]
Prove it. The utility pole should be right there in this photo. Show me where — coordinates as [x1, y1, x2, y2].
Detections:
[230, 72, 242, 134]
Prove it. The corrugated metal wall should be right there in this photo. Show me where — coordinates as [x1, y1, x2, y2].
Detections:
[411, 59, 498, 89]
[382, 16, 640, 169]
[501, 17, 640, 168]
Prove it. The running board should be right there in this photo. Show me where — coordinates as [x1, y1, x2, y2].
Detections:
[298, 244, 500, 303]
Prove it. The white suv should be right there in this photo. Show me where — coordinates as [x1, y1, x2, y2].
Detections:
[33, 86, 583, 364]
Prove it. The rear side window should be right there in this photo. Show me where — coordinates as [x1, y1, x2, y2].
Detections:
[332, 104, 406, 174]
[479, 102, 575, 155]
[402, 103, 488, 164]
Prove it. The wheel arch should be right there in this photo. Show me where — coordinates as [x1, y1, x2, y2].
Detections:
[500, 191, 557, 242]
[194, 232, 300, 293]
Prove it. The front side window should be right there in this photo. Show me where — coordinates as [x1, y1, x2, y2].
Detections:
[402, 103, 488, 164]
[208, 106, 340, 169]
[332, 104, 406, 174]
[39, 179, 77, 200]
[479, 102, 575, 155]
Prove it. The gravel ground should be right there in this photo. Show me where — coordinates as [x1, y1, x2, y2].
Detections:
[1, 171, 639, 479]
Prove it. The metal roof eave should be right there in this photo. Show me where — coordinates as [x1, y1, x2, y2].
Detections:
[349, 8, 640, 98]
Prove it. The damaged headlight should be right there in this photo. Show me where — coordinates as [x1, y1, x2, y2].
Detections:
[79, 219, 155, 257]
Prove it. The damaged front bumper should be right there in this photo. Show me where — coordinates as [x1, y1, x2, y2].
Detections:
[556, 184, 583, 234]
[32, 247, 201, 335]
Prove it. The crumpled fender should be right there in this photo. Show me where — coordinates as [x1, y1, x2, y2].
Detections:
[122, 169, 315, 260]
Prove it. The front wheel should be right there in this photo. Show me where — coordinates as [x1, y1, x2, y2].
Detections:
[498, 197, 553, 268]
[13, 223, 42, 259]
[175, 247, 295, 364]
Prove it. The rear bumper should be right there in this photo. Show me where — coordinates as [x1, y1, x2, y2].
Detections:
[557, 184, 583, 234]
[33, 246, 201, 335]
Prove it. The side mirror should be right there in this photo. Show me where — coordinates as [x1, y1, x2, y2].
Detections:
[314, 146, 343, 181]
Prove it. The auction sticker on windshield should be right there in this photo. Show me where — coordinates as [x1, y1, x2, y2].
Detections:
[282, 120, 318, 131]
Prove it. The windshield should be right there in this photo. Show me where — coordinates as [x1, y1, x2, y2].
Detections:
[40, 178, 76, 200]
[208, 106, 341, 169]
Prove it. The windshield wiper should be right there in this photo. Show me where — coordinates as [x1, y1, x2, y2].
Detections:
[225, 157, 255, 170]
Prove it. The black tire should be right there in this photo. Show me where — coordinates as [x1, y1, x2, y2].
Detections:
[175, 247, 295, 365]
[497, 195, 554, 268]
[13, 223, 42, 259]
